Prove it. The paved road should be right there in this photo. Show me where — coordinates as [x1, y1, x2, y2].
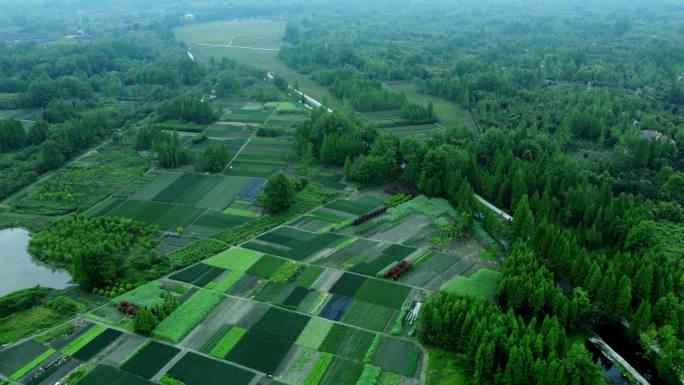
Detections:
[475, 194, 513, 221]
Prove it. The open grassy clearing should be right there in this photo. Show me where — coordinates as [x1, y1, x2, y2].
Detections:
[382, 124, 441, 139]
[0, 108, 38, 119]
[325, 195, 385, 215]
[440, 268, 501, 301]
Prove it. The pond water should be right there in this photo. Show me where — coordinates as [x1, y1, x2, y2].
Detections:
[594, 324, 668, 385]
[0, 228, 73, 297]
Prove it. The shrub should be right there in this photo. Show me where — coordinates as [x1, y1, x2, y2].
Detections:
[364, 335, 381, 363]
[352, 206, 388, 226]
[303, 353, 333, 385]
[383, 261, 413, 280]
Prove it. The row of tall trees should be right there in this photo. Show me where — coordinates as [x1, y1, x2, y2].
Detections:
[421, 295, 605, 385]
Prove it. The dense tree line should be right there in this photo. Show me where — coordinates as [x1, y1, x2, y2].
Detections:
[157, 97, 216, 124]
[0, 119, 46, 151]
[330, 79, 406, 112]
[199, 145, 229, 173]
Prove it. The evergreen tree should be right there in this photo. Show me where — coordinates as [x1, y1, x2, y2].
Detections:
[134, 308, 158, 335]
[263, 173, 295, 213]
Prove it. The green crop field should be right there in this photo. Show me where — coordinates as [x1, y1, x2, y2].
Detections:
[153, 290, 223, 343]
[303, 352, 333, 385]
[342, 301, 395, 332]
[250, 307, 309, 342]
[225, 331, 293, 373]
[329, 273, 368, 298]
[295, 317, 334, 350]
[294, 265, 326, 288]
[355, 279, 411, 309]
[245, 254, 287, 278]
[213, 271, 246, 293]
[209, 327, 246, 358]
[72, 328, 123, 361]
[103, 199, 205, 231]
[167, 352, 255, 385]
[440, 268, 501, 301]
[78, 365, 157, 385]
[0, 340, 50, 377]
[8, 348, 55, 381]
[122, 341, 180, 379]
[204, 248, 263, 271]
[371, 337, 422, 377]
[319, 324, 376, 361]
[61, 324, 107, 356]
[319, 356, 364, 385]
[244, 226, 349, 261]
[325, 195, 385, 215]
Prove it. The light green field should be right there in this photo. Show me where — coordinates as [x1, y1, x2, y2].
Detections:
[384, 81, 475, 132]
[440, 268, 500, 302]
[173, 20, 344, 110]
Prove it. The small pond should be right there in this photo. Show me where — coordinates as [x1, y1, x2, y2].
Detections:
[0, 228, 73, 297]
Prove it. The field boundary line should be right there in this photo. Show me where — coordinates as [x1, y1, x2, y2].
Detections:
[190, 41, 280, 51]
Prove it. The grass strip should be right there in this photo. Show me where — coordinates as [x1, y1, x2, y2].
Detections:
[303, 352, 333, 385]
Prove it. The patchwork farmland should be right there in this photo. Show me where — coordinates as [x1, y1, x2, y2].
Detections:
[0, 188, 504, 385]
